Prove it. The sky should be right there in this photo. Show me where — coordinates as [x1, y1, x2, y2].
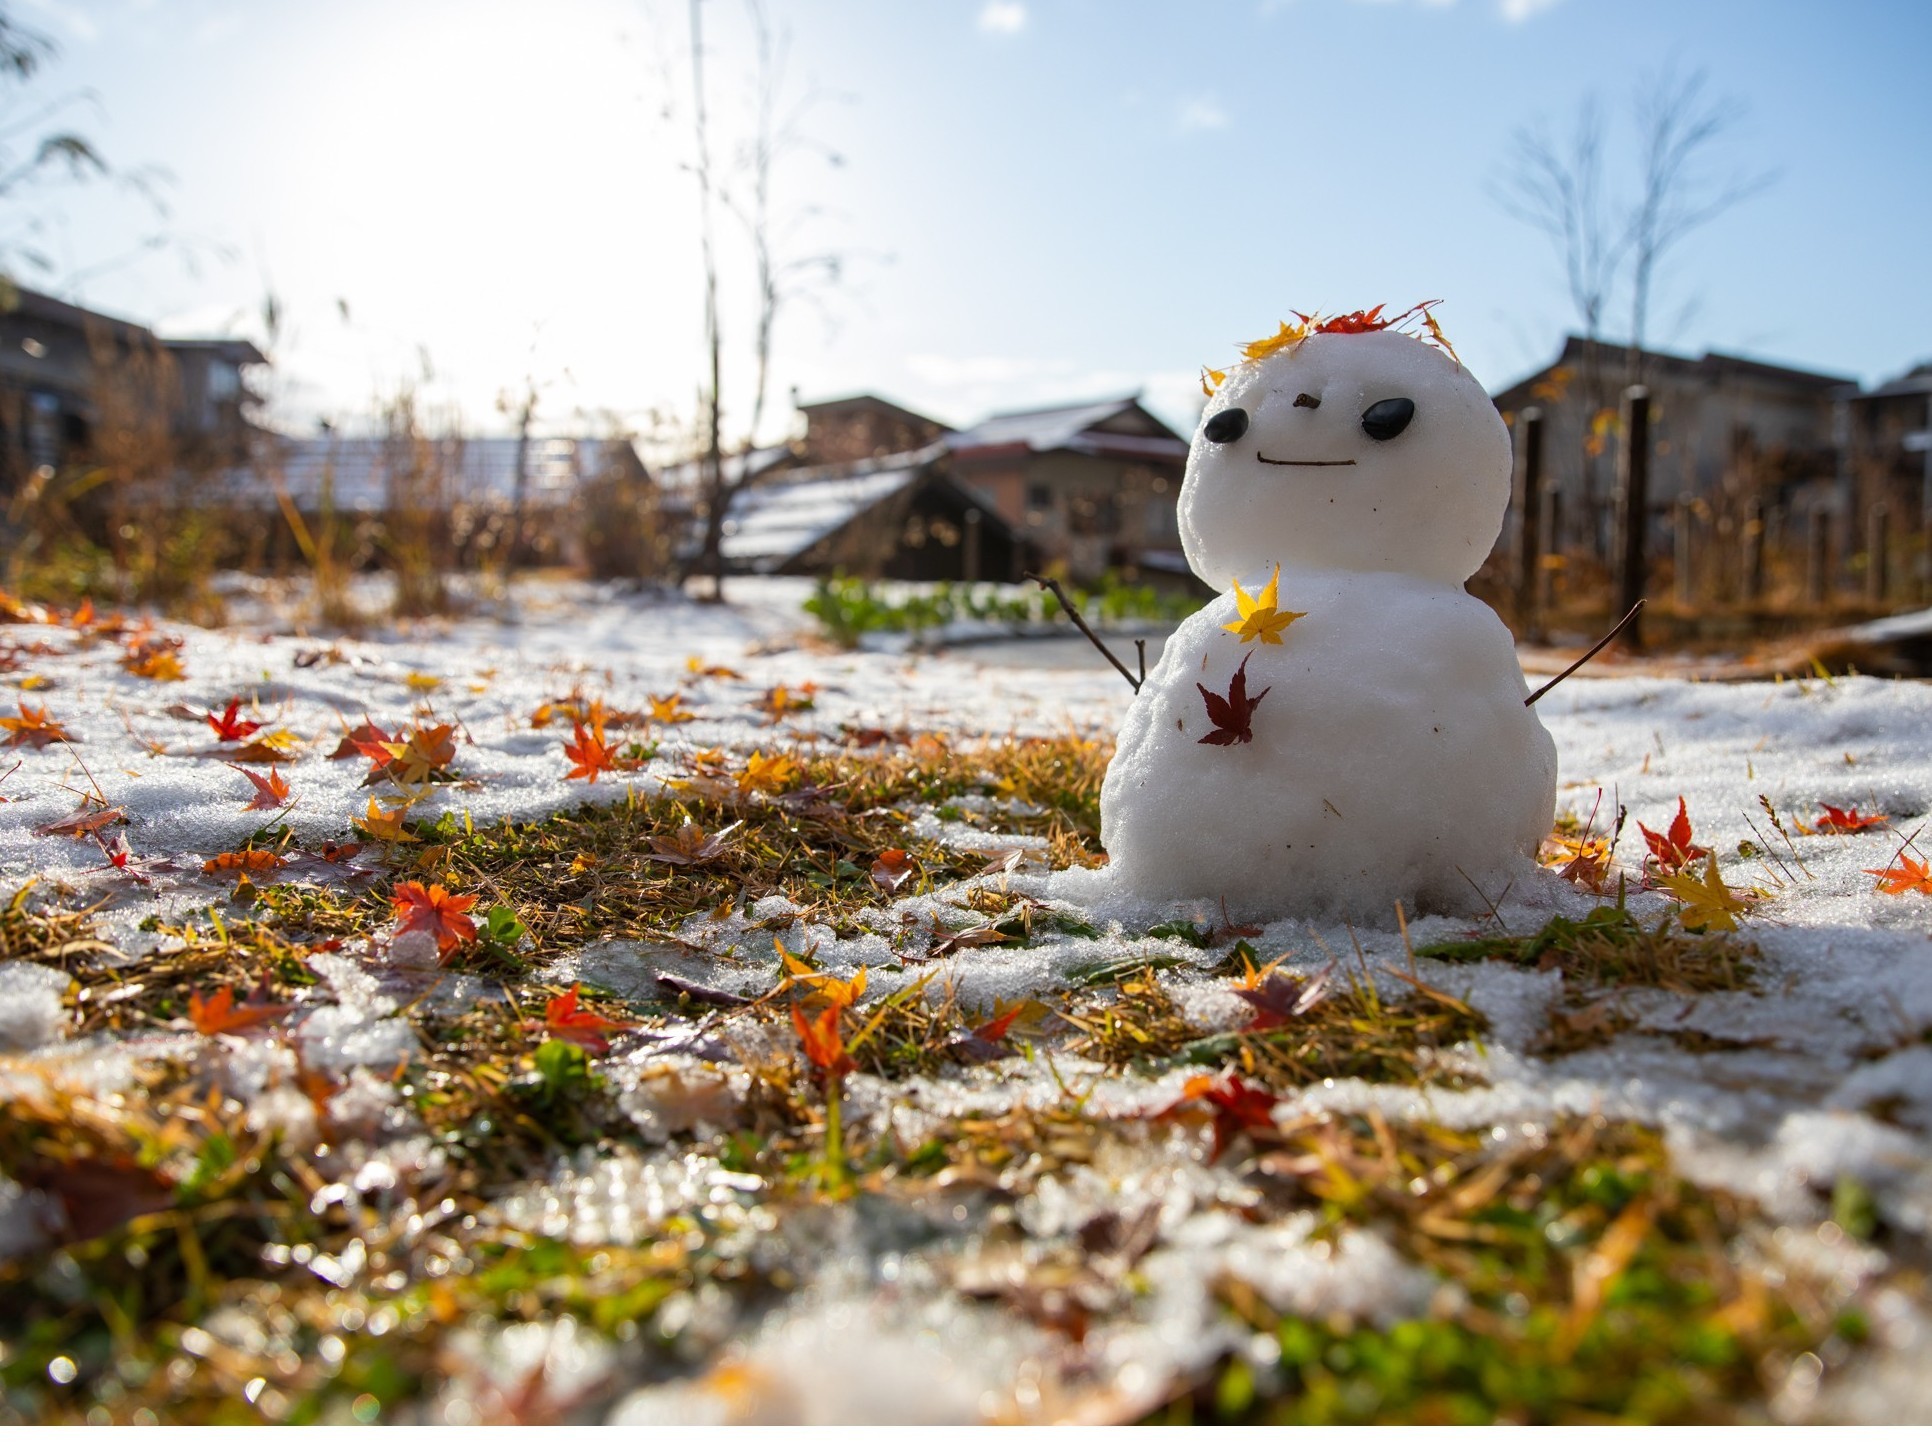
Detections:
[3, 0, 1929, 453]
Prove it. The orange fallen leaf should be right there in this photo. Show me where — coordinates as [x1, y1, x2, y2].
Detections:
[544, 984, 627, 1055]
[2, 700, 73, 749]
[390, 880, 478, 958]
[202, 849, 289, 876]
[188, 982, 292, 1035]
[564, 720, 622, 783]
[792, 1000, 853, 1079]
[230, 764, 293, 811]
[32, 801, 127, 838]
[1868, 854, 1932, 895]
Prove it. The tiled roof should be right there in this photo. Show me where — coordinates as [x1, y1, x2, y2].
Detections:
[717, 445, 946, 570]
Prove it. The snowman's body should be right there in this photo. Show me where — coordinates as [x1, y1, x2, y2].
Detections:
[1099, 321, 1557, 922]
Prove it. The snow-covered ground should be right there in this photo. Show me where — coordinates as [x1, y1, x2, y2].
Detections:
[3, 577, 1931, 1423]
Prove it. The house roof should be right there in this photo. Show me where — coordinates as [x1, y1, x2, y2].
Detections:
[163, 338, 270, 367]
[718, 444, 948, 570]
[217, 436, 637, 512]
[1496, 336, 1856, 400]
[944, 396, 1188, 462]
[797, 392, 949, 431]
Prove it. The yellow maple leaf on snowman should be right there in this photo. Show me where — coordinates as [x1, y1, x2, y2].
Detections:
[1222, 564, 1306, 647]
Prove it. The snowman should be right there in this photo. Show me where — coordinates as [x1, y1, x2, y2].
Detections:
[1099, 307, 1557, 923]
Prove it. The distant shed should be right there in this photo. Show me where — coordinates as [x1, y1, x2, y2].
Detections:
[721, 446, 1019, 580]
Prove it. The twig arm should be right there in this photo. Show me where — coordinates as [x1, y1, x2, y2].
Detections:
[1023, 571, 1143, 693]
[1524, 599, 1645, 708]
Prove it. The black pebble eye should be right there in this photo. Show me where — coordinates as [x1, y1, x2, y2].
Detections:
[1361, 397, 1415, 441]
[1203, 407, 1248, 444]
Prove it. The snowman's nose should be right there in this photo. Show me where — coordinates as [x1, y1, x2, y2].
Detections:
[1293, 392, 1320, 409]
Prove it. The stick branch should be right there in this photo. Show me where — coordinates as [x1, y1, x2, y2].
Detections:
[1524, 599, 1645, 708]
[1023, 571, 1143, 692]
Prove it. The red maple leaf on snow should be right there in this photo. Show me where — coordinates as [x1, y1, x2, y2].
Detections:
[205, 698, 262, 742]
[1815, 802, 1888, 835]
[1638, 797, 1707, 871]
[1197, 652, 1271, 747]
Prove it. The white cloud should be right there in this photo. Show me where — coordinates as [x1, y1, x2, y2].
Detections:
[1500, 0, 1567, 21]
[1177, 96, 1230, 133]
[977, 2, 1027, 35]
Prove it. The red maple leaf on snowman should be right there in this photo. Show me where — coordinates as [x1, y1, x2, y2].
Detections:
[1197, 652, 1270, 746]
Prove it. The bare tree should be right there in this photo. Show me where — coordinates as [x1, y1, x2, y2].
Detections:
[1493, 98, 1624, 544]
[1624, 68, 1776, 382]
[0, 8, 105, 292]
[681, 0, 844, 602]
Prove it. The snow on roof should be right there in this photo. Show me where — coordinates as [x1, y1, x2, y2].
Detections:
[216, 436, 633, 512]
[719, 445, 945, 570]
[944, 396, 1187, 460]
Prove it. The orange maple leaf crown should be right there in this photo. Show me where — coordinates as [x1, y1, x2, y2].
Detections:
[1201, 300, 1460, 396]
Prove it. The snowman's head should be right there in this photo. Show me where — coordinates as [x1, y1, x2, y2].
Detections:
[1178, 323, 1509, 586]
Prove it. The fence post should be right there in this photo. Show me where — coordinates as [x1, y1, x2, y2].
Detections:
[1514, 407, 1545, 641]
[1806, 503, 1833, 608]
[1616, 386, 1650, 649]
[1866, 501, 1889, 606]
[1538, 477, 1561, 618]
[1673, 494, 1696, 612]
[1742, 498, 1765, 606]
[963, 507, 982, 583]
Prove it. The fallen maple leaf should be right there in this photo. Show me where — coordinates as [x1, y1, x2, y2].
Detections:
[545, 984, 627, 1055]
[644, 818, 741, 865]
[755, 683, 816, 719]
[331, 720, 398, 761]
[780, 941, 867, 1010]
[564, 720, 621, 783]
[202, 849, 289, 876]
[648, 692, 697, 724]
[1197, 652, 1270, 746]
[188, 982, 292, 1035]
[13, 1155, 175, 1243]
[1543, 833, 1612, 893]
[1816, 803, 1889, 835]
[1162, 1072, 1281, 1162]
[124, 643, 186, 681]
[870, 848, 915, 893]
[792, 1000, 854, 1079]
[230, 764, 293, 812]
[369, 722, 458, 788]
[357, 797, 413, 842]
[735, 750, 798, 795]
[1867, 854, 1932, 895]
[2, 700, 73, 749]
[205, 698, 263, 742]
[949, 1000, 1030, 1063]
[33, 801, 127, 838]
[1660, 854, 1746, 932]
[1638, 797, 1707, 871]
[403, 670, 442, 692]
[1233, 967, 1332, 1031]
[1222, 564, 1306, 647]
[390, 881, 479, 958]
[684, 656, 743, 680]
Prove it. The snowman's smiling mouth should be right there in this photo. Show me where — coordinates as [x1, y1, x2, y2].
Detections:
[1256, 452, 1356, 467]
